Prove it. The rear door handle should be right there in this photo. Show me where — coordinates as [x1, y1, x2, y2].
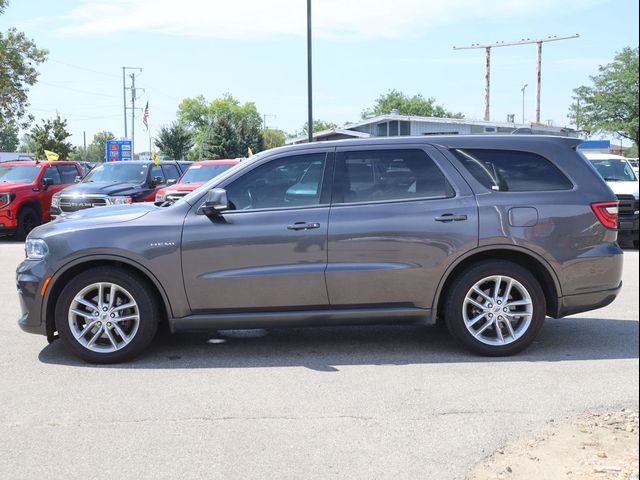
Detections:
[435, 214, 468, 222]
[287, 222, 321, 231]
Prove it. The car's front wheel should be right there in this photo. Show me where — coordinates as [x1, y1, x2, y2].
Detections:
[444, 260, 545, 356]
[55, 267, 159, 363]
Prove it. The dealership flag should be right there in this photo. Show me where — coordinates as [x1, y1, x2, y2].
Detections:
[151, 151, 160, 166]
[44, 150, 59, 161]
[142, 101, 149, 130]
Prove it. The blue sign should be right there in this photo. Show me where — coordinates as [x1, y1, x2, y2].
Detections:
[106, 140, 133, 161]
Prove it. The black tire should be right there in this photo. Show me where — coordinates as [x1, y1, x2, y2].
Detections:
[16, 207, 41, 241]
[55, 267, 159, 363]
[444, 260, 546, 356]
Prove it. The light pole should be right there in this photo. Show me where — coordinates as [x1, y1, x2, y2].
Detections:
[306, 0, 313, 143]
[520, 84, 528, 124]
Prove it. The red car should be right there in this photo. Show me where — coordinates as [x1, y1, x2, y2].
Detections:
[155, 159, 239, 203]
[0, 161, 84, 239]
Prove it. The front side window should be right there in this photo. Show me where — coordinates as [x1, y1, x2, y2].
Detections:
[43, 165, 62, 184]
[150, 165, 165, 183]
[336, 149, 454, 203]
[451, 149, 573, 192]
[225, 153, 327, 210]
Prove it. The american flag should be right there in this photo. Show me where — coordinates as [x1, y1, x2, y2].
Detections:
[142, 101, 149, 130]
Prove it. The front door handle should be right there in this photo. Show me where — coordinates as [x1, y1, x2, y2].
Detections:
[435, 214, 468, 222]
[287, 222, 321, 231]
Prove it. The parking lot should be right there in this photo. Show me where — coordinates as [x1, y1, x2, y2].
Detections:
[0, 240, 638, 480]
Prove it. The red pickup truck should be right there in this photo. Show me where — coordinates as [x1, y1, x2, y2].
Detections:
[0, 161, 84, 240]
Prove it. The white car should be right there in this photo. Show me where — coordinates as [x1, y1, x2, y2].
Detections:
[583, 152, 639, 248]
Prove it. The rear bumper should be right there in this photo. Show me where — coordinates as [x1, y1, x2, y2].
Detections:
[555, 282, 622, 318]
[617, 213, 639, 242]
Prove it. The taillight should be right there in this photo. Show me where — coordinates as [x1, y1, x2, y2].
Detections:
[591, 201, 619, 229]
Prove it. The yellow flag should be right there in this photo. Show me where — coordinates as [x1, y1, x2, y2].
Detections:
[151, 151, 160, 165]
[44, 150, 59, 161]
[247, 147, 253, 158]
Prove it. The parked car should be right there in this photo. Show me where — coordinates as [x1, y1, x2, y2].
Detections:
[77, 161, 97, 176]
[0, 160, 84, 240]
[626, 158, 639, 175]
[18, 136, 623, 363]
[50, 160, 186, 219]
[155, 159, 240, 203]
[583, 152, 639, 248]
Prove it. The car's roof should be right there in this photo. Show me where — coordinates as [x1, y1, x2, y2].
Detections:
[265, 134, 582, 156]
[582, 152, 628, 160]
[98, 160, 178, 165]
[0, 160, 77, 166]
[193, 159, 240, 165]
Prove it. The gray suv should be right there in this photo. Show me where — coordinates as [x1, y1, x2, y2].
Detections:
[17, 136, 624, 363]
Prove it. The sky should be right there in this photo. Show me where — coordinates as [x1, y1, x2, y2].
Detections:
[2, 0, 639, 152]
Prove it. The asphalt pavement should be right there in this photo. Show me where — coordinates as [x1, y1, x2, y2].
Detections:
[0, 240, 638, 480]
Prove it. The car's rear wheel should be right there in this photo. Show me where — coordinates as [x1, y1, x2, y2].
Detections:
[444, 260, 545, 356]
[16, 207, 41, 241]
[55, 267, 159, 363]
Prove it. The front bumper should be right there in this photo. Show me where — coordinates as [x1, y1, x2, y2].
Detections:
[16, 259, 48, 336]
[0, 207, 18, 234]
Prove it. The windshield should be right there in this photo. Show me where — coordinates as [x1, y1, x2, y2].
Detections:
[590, 159, 638, 182]
[0, 165, 41, 183]
[180, 164, 236, 184]
[82, 163, 148, 183]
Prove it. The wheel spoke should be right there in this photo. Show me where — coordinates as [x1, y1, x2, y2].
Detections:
[506, 299, 532, 308]
[474, 318, 494, 338]
[472, 287, 493, 303]
[113, 314, 139, 323]
[466, 312, 486, 328]
[107, 284, 117, 310]
[77, 320, 99, 339]
[86, 326, 104, 347]
[465, 297, 486, 310]
[113, 302, 136, 312]
[104, 326, 118, 349]
[111, 322, 131, 344]
[97, 283, 105, 309]
[70, 308, 96, 320]
[502, 278, 514, 303]
[74, 297, 98, 312]
[495, 320, 505, 343]
[493, 276, 502, 299]
[503, 318, 517, 339]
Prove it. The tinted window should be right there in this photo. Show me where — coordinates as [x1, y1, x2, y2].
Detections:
[336, 149, 453, 203]
[43, 165, 62, 184]
[226, 153, 326, 210]
[452, 149, 573, 192]
[181, 164, 235, 183]
[150, 165, 165, 183]
[162, 164, 180, 182]
[56, 164, 80, 183]
[83, 163, 148, 183]
[590, 159, 637, 182]
[0, 165, 40, 183]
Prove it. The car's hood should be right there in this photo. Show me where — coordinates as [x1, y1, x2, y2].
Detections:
[59, 182, 145, 196]
[31, 203, 156, 238]
[166, 183, 203, 192]
[606, 181, 639, 198]
[0, 181, 33, 191]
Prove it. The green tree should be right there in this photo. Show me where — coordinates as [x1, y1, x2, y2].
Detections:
[17, 133, 37, 153]
[569, 47, 639, 148]
[1, 0, 48, 128]
[0, 122, 19, 151]
[29, 114, 73, 159]
[177, 93, 264, 157]
[86, 131, 115, 162]
[362, 89, 463, 119]
[154, 122, 194, 160]
[263, 128, 286, 149]
[300, 120, 338, 136]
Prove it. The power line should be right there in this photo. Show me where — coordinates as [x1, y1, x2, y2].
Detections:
[38, 81, 120, 99]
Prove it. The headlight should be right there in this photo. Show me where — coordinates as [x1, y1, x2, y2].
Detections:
[155, 193, 166, 202]
[25, 239, 49, 260]
[108, 196, 132, 205]
[0, 192, 16, 209]
[51, 194, 61, 209]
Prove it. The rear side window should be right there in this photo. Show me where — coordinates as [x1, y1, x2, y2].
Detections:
[56, 164, 80, 183]
[336, 149, 454, 204]
[451, 149, 573, 192]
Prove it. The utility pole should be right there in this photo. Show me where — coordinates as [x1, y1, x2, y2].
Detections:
[130, 73, 136, 153]
[83, 131, 87, 161]
[453, 34, 579, 123]
[263, 114, 277, 130]
[121, 67, 143, 150]
[306, 0, 313, 143]
[521, 84, 528, 124]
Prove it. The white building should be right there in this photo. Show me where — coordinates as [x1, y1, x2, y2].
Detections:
[287, 112, 577, 145]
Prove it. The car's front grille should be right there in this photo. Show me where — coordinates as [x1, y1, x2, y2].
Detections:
[166, 191, 189, 202]
[616, 194, 639, 216]
[59, 196, 108, 213]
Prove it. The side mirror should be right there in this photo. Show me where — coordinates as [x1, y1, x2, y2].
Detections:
[74, 175, 82, 183]
[198, 188, 229, 216]
[167, 178, 177, 186]
[150, 176, 164, 186]
[42, 178, 53, 190]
